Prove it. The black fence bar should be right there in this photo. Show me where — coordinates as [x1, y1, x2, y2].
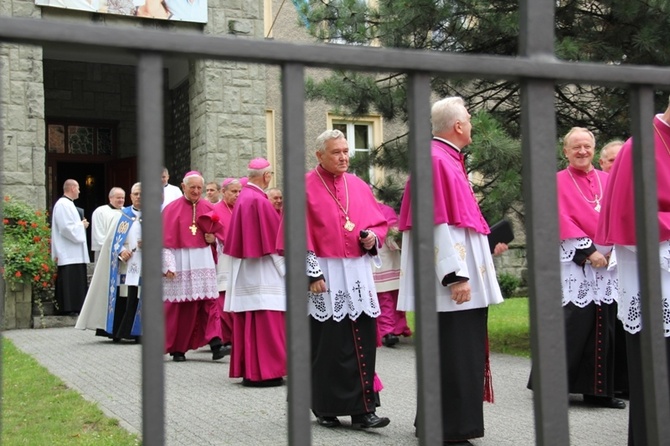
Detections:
[521, 79, 570, 446]
[0, 51, 5, 439]
[1, 17, 670, 87]
[407, 72, 442, 446]
[629, 86, 670, 444]
[520, 2, 570, 444]
[137, 53, 166, 446]
[281, 62, 311, 446]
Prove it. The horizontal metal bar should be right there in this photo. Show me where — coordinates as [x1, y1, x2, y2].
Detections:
[1, 17, 670, 87]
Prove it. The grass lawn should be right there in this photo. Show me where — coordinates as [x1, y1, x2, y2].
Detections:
[1, 338, 139, 446]
[406, 297, 530, 358]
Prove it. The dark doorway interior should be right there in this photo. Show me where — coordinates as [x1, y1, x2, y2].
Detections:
[55, 161, 106, 257]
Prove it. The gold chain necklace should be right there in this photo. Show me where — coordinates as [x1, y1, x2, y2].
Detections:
[653, 123, 670, 158]
[314, 167, 355, 231]
[567, 167, 602, 212]
[189, 201, 198, 235]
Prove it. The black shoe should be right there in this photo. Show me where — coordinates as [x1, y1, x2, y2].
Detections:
[583, 395, 626, 409]
[383, 334, 399, 347]
[316, 416, 341, 428]
[212, 344, 231, 360]
[242, 378, 284, 387]
[171, 352, 186, 362]
[351, 412, 390, 428]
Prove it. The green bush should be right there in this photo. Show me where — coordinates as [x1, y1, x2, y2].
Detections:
[497, 272, 521, 299]
[2, 196, 57, 291]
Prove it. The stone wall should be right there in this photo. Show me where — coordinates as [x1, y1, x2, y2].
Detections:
[3, 282, 32, 329]
[0, 41, 46, 208]
[189, 0, 267, 183]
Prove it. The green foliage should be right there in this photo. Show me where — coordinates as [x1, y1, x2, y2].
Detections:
[406, 297, 530, 357]
[497, 272, 522, 299]
[2, 196, 57, 292]
[487, 297, 530, 357]
[1, 338, 140, 445]
[298, 0, 670, 221]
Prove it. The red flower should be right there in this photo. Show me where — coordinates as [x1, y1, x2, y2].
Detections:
[42, 281, 48, 288]
[3, 196, 9, 202]
[15, 271, 21, 278]
[35, 211, 42, 217]
[17, 220, 27, 227]
[2, 219, 8, 224]
[24, 256, 31, 262]
[31, 222, 38, 228]
[41, 263, 50, 271]
[33, 275, 40, 281]
[33, 236, 41, 242]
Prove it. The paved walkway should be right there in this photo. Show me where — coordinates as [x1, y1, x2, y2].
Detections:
[4, 328, 629, 445]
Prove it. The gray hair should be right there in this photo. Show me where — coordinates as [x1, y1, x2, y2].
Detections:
[600, 139, 624, 157]
[248, 165, 272, 179]
[563, 127, 596, 148]
[222, 179, 241, 191]
[108, 187, 125, 198]
[183, 172, 204, 186]
[431, 96, 468, 136]
[130, 182, 141, 194]
[316, 129, 346, 153]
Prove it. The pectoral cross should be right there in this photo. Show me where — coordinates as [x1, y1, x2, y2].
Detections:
[189, 223, 198, 235]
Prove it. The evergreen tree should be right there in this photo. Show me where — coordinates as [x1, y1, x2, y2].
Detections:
[297, 0, 670, 221]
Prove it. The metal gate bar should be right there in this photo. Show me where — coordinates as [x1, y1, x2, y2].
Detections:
[281, 62, 311, 446]
[137, 53, 166, 446]
[629, 87, 670, 445]
[520, 1, 571, 444]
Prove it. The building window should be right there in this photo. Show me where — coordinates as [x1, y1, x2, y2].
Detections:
[329, 115, 382, 184]
[46, 121, 116, 156]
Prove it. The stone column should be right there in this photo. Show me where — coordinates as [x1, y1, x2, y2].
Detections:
[0, 43, 46, 208]
[189, 1, 267, 181]
[1, 2, 46, 208]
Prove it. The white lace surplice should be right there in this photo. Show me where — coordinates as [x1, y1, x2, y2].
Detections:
[225, 254, 286, 312]
[615, 243, 670, 336]
[397, 224, 503, 313]
[307, 252, 381, 322]
[162, 246, 219, 302]
[559, 237, 618, 308]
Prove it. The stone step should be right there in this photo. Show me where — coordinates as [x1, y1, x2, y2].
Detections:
[32, 315, 77, 329]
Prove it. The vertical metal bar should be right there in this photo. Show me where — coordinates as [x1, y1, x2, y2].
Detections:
[520, 1, 570, 444]
[137, 53, 165, 446]
[281, 63, 311, 446]
[407, 72, 442, 446]
[521, 80, 570, 446]
[0, 55, 5, 438]
[629, 86, 670, 444]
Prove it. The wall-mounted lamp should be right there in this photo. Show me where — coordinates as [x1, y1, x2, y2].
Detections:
[85, 175, 95, 189]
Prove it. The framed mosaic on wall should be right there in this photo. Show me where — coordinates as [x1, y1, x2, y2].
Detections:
[35, 0, 208, 24]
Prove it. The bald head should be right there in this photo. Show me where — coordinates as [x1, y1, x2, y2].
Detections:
[63, 179, 80, 200]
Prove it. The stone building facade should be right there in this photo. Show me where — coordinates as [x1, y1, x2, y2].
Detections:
[1, 0, 527, 292]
